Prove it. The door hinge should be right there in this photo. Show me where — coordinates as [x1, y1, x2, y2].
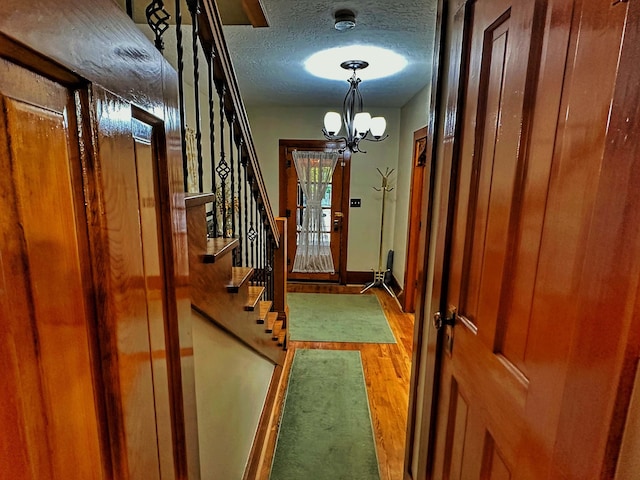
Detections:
[286, 159, 292, 168]
[285, 209, 291, 218]
[287, 257, 291, 265]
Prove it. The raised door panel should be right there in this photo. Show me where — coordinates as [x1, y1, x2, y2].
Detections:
[132, 117, 176, 480]
[90, 87, 173, 479]
[0, 58, 104, 479]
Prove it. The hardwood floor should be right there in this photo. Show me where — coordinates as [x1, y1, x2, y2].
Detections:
[258, 284, 415, 480]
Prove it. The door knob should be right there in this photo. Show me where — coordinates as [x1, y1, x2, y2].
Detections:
[433, 307, 456, 330]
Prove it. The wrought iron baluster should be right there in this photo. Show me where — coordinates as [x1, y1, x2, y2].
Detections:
[253, 194, 258, 270]
[236, 139, 244, 266]
[174, 0, 188, 191]
[257, 208, 262, 284]
[229, 114, 236, 238]
[145, 1, 169, 52]
[243, 161, 250, 266]
[207, 52, 218, 236]
[257, 200, 262, 281]
[248, 180, 256, 269]
[269, 235, 275, 301]
[265, 232, 271, 300]
[259, 206, 265, 286]
[263, 221, 268, 289]
[256, 203, 261, 284]
[216, 86, 230, 237]
[265, 233, 270, 299]
[272, 237, 276, 300]
[187, 0, 204, 192]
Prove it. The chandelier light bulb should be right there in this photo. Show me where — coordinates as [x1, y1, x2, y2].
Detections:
[324, 111, 342, 136]
[370, 117, 387, 139]
[353, 112, 371, 137]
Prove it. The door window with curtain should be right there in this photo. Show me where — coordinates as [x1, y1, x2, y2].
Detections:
[292, 150, 339, 273]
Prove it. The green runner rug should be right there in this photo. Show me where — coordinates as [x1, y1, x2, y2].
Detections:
[287, 293, 396, 343]
[269, 349, 381, 480]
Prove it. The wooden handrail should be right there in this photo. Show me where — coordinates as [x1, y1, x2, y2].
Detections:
[198, 0, 280, 248]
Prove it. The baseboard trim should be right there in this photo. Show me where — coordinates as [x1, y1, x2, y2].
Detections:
[345, 271, 404, 298]
[345, 270, 374, 285]
[390, 274, 404, 303]
[243, 345, 297, 480]
[243, 363, 283, 480]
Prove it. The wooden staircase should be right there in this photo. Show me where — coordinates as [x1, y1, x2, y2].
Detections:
[185, 193, 287, 365]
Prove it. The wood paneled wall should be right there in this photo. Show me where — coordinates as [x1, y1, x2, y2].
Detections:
[0, 1, 199, 478]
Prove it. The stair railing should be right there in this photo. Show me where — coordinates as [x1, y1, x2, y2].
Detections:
[135, 0, 278, 303]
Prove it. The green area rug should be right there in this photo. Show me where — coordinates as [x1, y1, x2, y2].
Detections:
[270, 349, 380, 480]
[287, 293, 396, 343]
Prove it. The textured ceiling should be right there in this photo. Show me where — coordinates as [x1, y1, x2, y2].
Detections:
[222, 1, 438, 108]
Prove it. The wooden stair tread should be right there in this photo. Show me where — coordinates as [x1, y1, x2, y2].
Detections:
[185, 192, 216, 208]
[202, 237, 238, 263]
[244, 286, 265, 311]
[226, 267, 254, 292]
[265, 311, 278, 333]
[256, 300, 273, 323]
[277, 329, 286, 348]
[271, 319, 283, 340]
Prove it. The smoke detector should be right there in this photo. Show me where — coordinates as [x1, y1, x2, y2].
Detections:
[334, 9, 356, 31]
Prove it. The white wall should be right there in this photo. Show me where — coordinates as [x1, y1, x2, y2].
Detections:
[391, 85, 431, 288]
[247, 105, 401, 272]
[192, 311, 274, 480]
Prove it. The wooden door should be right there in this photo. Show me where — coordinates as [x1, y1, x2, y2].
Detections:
[279, 140, 350, 282]
[428, 0, 639, 478]
[402, 126, 429, 313]
[0, 2, 198, 478]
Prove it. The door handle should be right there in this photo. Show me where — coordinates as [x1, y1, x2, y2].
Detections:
[333, 212, 343, 231]
[433, 307, 456, 330]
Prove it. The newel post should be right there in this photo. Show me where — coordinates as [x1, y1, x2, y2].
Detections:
[274, 217, 288, 324]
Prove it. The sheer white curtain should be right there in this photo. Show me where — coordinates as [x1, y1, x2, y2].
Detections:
[292, 150, 339, 273]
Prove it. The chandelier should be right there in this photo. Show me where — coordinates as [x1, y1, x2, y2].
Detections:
[322, 60, 388, 154]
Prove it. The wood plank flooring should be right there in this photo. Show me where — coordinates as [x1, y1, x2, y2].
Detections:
[258, 284, 414, 480]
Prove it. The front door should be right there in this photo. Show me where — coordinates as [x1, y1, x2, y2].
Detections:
[279, 140, 350, 282]
[428, 0, 637, 478]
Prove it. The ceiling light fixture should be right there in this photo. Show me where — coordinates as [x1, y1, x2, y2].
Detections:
[305, 45, 407, 81]
[322, 60, 388, 154]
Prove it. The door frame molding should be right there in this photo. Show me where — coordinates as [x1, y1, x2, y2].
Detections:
[402, 125, 429, 313]
[404, 0, 470, 477]
[278, 139, 351, 284]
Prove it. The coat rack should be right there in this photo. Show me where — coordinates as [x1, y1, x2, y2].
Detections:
[361, 167, 396, 298]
